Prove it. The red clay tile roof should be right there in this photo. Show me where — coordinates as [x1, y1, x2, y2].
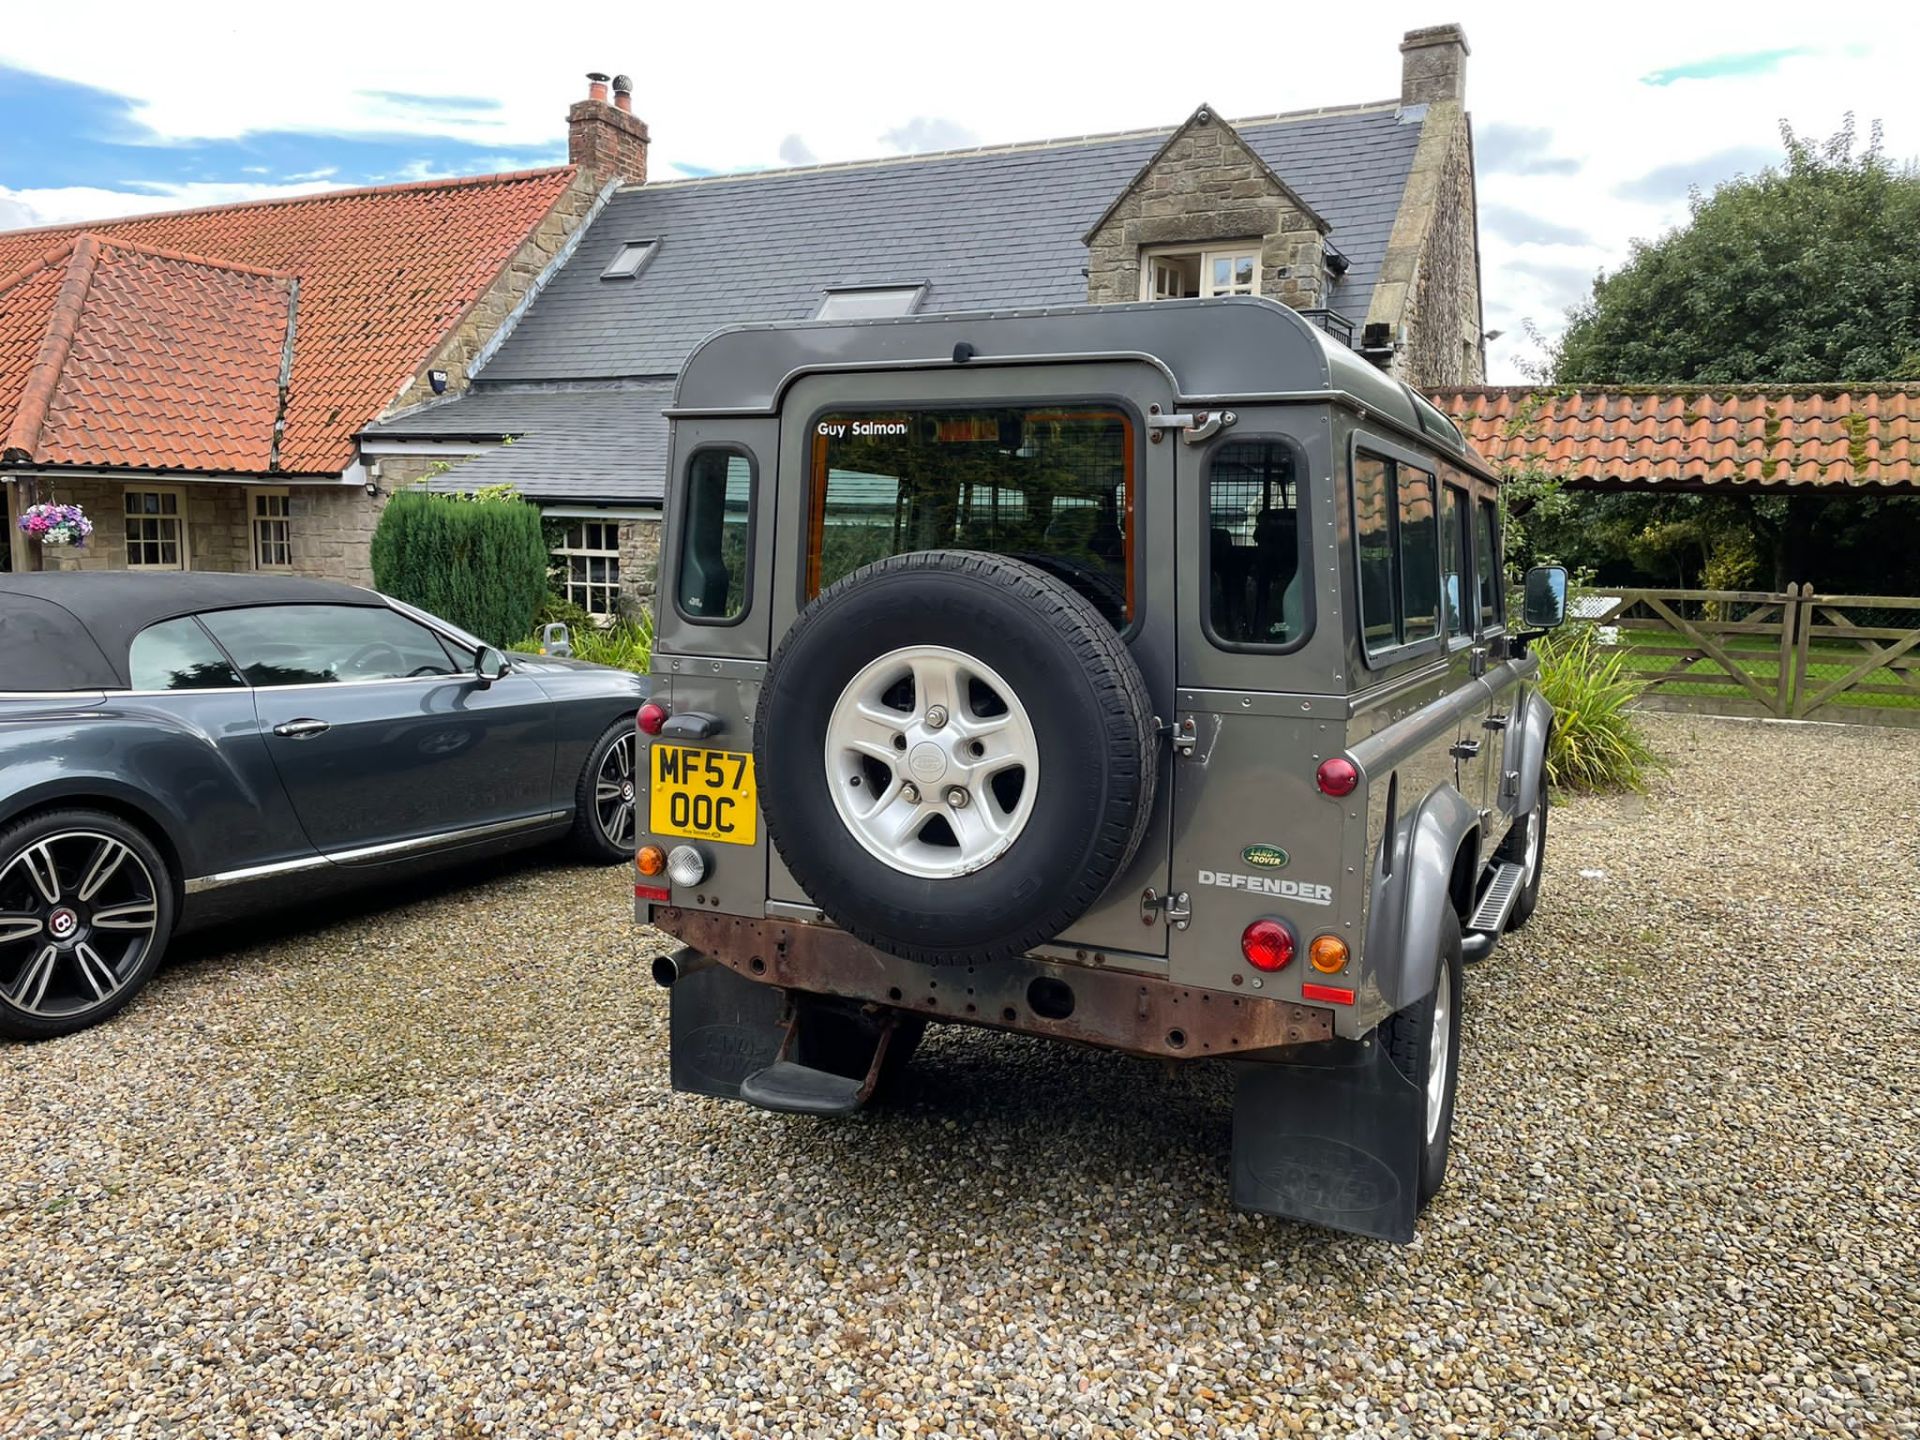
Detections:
[0, 168, 576, 475]
[1433, 386, 1920, 492]
[0, 236, 295, 473]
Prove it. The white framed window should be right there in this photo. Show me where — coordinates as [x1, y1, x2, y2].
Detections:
[124, 486, 188, 570]
[1142, 245, 1262, 300]
[817, 284, 927, 319]
[250, 487, 292, 571]
[553, 521, 622, 617]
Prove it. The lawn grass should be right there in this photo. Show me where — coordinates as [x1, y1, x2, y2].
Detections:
[1604, 625, 1920, 711]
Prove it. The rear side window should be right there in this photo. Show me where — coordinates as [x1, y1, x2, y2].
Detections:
[200, 605, 461, 686]
[677, 449, 753, 623]
[1207, 438, 1308, 648]
[1352, 449, 1442, 660]
[128, 617, 244, 691]
[809, 406, 1134, 627]
[1440, 484, 1470, 638]
[1473, 498, 1502, 629]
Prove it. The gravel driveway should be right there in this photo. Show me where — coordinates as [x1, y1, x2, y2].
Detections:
[3, 713, 1916, 1439]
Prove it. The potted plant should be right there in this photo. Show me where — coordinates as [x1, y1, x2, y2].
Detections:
[17, 501, 93, 549]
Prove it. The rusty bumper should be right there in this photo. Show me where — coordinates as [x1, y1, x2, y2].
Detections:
[650, 908, 1332, 1061]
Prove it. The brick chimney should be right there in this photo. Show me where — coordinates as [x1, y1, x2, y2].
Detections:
[569, 70, 649, 183]
[1400, 24, 1469, 107]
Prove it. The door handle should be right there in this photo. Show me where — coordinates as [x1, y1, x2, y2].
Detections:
[272, 718, 331, 739]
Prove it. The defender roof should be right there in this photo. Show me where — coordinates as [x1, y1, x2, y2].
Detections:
[669, 297, 1490, 478]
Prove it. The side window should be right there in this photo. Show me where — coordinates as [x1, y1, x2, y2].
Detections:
[677, 450, 752, 622]
[128, 617, 244, 691]
[1473, 498, 1502, 629]
[1352, 454, 1397, 652]
[1398, 464, 1439, 644]
[1207, 438, 1308, 647]
[200, 605, 461, 686]
[1440, 484, 1471, 638]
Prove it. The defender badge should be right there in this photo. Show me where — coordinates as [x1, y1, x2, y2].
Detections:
[1242, 844, 1289, 870]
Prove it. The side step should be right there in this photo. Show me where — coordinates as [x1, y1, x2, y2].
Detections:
[738, 1061, 868, 1115]
[1462, 861, 1526, 963]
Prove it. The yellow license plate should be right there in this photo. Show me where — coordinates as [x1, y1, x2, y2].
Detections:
[649, 743, 757, 845]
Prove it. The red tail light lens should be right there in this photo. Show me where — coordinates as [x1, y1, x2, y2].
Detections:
[638, 702, 668, 736]
[1316, 756, 1359, 797]
[1241, 919, 1295, 972]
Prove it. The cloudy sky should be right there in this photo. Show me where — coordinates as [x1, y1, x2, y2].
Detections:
[3, 0, 1916, 380]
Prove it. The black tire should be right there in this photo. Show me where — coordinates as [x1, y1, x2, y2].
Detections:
[1498, 783, 1550, 932]
[1381, 908, 1463, 1205]
[571, 716, 640, 863]
[756, 551, 1157, 966]
[0, 808, 175, 1041]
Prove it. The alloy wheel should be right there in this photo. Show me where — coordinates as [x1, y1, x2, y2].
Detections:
[1426, 966, 1453, 1145]
[596, 732, 639, 848]
[0, 831, 160, 1021]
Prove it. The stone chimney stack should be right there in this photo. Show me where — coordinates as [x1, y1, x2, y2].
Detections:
[1400, 24, 1469, 107]
[568, 70, 649, 184]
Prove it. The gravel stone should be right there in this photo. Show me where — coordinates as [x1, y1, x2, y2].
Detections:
[1, 713, 1916, 1438]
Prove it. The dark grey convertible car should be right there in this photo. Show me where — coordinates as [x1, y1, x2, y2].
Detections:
[0, 573, 646, 1039]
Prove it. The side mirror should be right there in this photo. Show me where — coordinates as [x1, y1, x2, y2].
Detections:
[1523, 565, 1569, 629]
[474, 646, 511, 686]
[541, 622, 573, 658]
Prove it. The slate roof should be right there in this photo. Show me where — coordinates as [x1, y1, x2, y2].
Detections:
[0, 168, 578, 475]
[483, 102, 1423, 383]
[1435, 386, 1920, 492]
[0, 236, 295, 473]
[369, 382, 673, 504]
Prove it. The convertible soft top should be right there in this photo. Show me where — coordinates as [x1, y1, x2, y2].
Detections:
[0, 573, 383, 692]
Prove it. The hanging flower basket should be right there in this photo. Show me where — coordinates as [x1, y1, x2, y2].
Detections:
[18, 501, 93, 548]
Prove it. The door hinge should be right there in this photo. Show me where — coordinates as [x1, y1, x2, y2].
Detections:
[1483, 712, 1510, 731]
[1161, 715, 1198, 757]
[1468, 645, 1490, 679]
[1449, 738, 1482, 761]
[1140, 888, 1192, 930]
[1145, 409, 1237, 444]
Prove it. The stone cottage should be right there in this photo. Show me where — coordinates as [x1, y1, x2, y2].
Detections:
[365, 24, 1485, 615]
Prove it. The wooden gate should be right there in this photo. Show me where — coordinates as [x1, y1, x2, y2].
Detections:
[1789, 588, 1920, 722]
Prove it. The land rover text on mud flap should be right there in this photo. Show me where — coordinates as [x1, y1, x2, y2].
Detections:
[636, 298, 1565, 1243]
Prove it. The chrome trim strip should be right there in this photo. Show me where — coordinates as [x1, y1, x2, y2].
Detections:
[183, 812, 568, 894]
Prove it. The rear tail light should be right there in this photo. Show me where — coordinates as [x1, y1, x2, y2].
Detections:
[636, 844, 666, 877]
[638, 702, 668, 736]
[665, 844, 708, 888]
[1308, 935, 1349, 973]
[1240, 919, 1295, 972]
[1315, 756, 1359, 797]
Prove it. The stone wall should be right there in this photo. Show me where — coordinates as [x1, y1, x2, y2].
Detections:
[290, 485, 384, 586]
[618, 515, 662, 609]
[28, 478, 251, 574]
[1086, 112, 1327, 311]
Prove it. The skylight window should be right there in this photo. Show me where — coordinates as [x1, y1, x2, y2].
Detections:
[601, 240, 659, 280]
[816, 284, 927, 320]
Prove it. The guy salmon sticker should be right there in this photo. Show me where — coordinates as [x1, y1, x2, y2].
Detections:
[1242, 844, 1290, 870]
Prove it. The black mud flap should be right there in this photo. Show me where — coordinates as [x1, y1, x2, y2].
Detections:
[1231, 1037, 1425, 1244]
[667, 957, 788, 1101]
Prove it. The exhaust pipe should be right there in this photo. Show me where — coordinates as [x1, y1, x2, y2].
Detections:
[652, 947, 715, 988]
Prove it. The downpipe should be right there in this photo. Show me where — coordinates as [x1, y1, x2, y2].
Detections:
[651, 947, 717, 988]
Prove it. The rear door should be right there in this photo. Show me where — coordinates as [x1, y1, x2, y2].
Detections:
[768, 363, 1179, 958]
[200, 603, 557, 857]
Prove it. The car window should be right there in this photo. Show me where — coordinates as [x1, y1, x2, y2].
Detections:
[1474, 498, 1502, 630]
[677, 450, 753, 623]
[128, 617, 245, 691]
[1440, 484, 1470, 638]
[200, 605, 462, 686]
[1207, 438, 1308, 647]
[1353, 454, 1397, 652]
[1397, 464, 1440, 644]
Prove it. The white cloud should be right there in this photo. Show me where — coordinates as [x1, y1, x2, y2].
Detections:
[0, 179, 349, 230]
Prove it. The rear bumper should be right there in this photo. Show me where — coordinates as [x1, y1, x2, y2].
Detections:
[649, 907, 1333, 1061]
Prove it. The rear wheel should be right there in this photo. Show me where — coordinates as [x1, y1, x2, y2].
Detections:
[572, 717, 640, 863]
[0, 810, 174, 1041]
[1382, 909, 1463, 1205]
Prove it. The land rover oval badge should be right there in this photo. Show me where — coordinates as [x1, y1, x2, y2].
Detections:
[1242, 844, 1289, 869]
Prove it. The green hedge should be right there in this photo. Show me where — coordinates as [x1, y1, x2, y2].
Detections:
[369, 489, 548, 646]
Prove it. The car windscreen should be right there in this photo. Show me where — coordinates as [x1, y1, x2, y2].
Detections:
[199, 604, 464, 685]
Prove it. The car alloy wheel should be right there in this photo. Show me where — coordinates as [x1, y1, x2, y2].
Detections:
[596, 732, 639, 849]
[1425, 957, 1453, 1145]
[0, 831, 160, 1021]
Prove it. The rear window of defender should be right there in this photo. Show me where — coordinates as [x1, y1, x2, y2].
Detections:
[676, 449, 754, 623]
[807, 406, 1135, 627]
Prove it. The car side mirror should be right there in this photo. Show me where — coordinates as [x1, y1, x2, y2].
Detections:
[474, 646, 511, 686]
[1522, 565, 1569, 629]
[541, 622, 573, 658]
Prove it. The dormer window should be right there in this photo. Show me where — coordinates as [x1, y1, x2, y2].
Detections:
[1143, 245, 1261, 300]
[816, 283, 927, 319]
[600, 240, 659, 280]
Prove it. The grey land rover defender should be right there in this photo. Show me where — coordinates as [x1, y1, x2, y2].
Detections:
[635, 297, 1565, 1243]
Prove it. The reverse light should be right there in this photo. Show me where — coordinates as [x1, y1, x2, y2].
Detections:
[638, 702, 669, 736]
[1315, 756, 1359, 797]
[1309, 935, 1349, 974]
[666, 844, 708, 888]
[636, 844, 667, 877]
[1240, 919, 1295, 972]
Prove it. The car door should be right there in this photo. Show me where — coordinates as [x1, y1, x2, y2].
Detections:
[1440, 477, 1492, 853]
[1470, 493, 1520, 833]
[199, 602, 557, 858]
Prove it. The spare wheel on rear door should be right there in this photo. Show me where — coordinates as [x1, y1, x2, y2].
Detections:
[755, 550, 1157, 966]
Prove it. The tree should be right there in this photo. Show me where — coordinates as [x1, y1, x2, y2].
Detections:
[369, 487, 549, 645]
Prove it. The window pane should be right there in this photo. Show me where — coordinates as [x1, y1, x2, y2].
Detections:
[128, 617, 243, 691]
[201, 605, 461, 686]
[809, 407, 1133, 627]
[1353, 455, 1396, 652]
[678, 451, 753, 621]
[1474, 499, 1501, 627]
[1397, 465, 1438, 643]
[1208, 439, 1306, 646]
[1441, 485, 1470, 637]
[817, 286, 924, 320]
